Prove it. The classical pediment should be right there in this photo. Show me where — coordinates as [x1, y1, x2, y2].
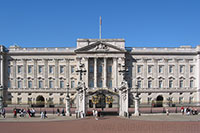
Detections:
[75, 41, 126, 53]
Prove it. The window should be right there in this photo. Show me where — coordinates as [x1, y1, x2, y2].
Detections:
[179, 80, 183, 88]
[148, 65, 152, 73]
[18, 66, 22, 73]
[108, 80, 112, 88]
[148, 80, 152, 88]
[49, 81, 53, 88]
[179, 97, 183, 104]
[137, 65, 142, 73]
[49, 66, 53, 73]
[8, 80, 11, 88]
[147, 97, 152, 104]
[169, 65, 173, 73]
[98, 66, 102, 73]
[137, 81, 141, 88]
[108, 66, 112, 73]
[89, 65, 93, 73]
[159, 65, 163, 73]
[180, 65, 184, 73]
[18, 81, 22, 88]
[17, 97, 22, 104]
[159, 80, 163, 88]
[60, 81, 64, 88]
[60, 98, 64, 105]
[38, 66, 43, 73]
[189, 97, 193, 104]
[28, 81, 32, 88]
[190, 80, 194, 88]
[169, 80, 173, 88]
[71, 81, 75, 88]
[60, 66, 64, 73]
[71, 66, 75, 73]
[190, 66, 194, 73]
[89, 80, 94, 88]
[28, 65, 32, 73]
[98, 80, 103, 88]
[39, 81, 43, 88]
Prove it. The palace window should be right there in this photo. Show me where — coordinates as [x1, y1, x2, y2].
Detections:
[49, 81, 53, 88]
[148, 80, 152, 88]
[108, 80, 112, 88]
[60, 81, 64, 88]
[98, 80, 103, 88]
[39, 81, 43, 88]
[159, 65, 163, 73]
[60, 66, 64, 73]
[8, 66, 11, 76]
[28, 65, 32, 73]
[8, 80, 11, 88]
[147, 97, 152, 104]
[180, 65, 184, 73]
[18, 81, 22, 88]
[49, 66, 53, 73]
[189, 97, 193, 104]
[71, 80, 75, 88]
[179, 80, 183, 88]
[190, 80, 194, 88]
[38, 66, 43, 73]
[148, 65, 152, 73]
[17, 97, 22, 104]
[28, 81, 32, 88]
[108, 66, 112, 73]
[169, 65, 173, 73]
[169, 80, 173, 88]
[137, 65, 142, 73]
[60, 98, 64, 105]
[71, 66, 75, 73]
[190, 66, 194, 73]
[179, 97, 183, 104]
[159, 80, 163, 88]
[18, 66, 22, 73]
[98, 66, 102, 73]
[89, 80, 94, 88]
[137, 80, 141, 88]
[89, 65, 94, 73]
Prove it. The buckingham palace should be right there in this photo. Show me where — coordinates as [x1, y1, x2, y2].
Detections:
[0, 38, 199, 111]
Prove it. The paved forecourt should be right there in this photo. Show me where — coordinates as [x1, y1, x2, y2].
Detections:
[0, 114, 200, 133]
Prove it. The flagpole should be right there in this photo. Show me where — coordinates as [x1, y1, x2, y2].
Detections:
[99, 16, 102, 39]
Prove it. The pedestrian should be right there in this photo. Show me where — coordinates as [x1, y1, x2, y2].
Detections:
[92, 109, 95, 117]
[181, 106, 184, 115]
[44, 110, 47, 118]
[166, 108, 169, 116]
[1, 108, 6, 118]
[95, 110, 98, 120]
[13, 108, 17, 118]
[57, 108, 60, 116]
[62, 108, 65, 116]
[41, 111, 45, 119]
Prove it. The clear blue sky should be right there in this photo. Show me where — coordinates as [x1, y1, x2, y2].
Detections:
[0, 0, 200, 48]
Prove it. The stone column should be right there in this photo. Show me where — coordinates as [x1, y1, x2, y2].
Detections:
[23, 59, 27, 88]
[143, 58, 147, 88]
[13, 59, 17, 88]
[44, 59, 48, 88]
[94, 58, 97, 88]
[54, 59, 59, 88]
[84, 57, 89, 88]
[196, 54, 200, 103]
[185, 59, 190, 88]
[164, 59, 168, 88]
[65, 59, 70, 84]
[66, 84, 70, 116]
[103, 58, 107, 88]
[175, 59, 179, 88]
[134, 96, 140, 116]
[113, 58, 118, 88]
[33, 59, 38, 88]
[153, 59, 158, 88]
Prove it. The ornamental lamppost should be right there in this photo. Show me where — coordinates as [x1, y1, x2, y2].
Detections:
[0, 85, 3, 111]
[66, 83, 71, 116]
[76, 63, 86, 81]
[134, 84, 140, 116]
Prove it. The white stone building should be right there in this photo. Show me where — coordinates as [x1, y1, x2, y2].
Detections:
[0, 38, 199, 108]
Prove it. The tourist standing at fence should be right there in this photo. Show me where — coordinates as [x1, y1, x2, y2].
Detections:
[57, 108, 60, 116]
[1, 108, 5, 118]
[181, 106, 184, 115]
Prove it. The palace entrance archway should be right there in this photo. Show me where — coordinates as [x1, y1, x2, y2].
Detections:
[156, 95, 163, 107]
[36, 95, 45, 107]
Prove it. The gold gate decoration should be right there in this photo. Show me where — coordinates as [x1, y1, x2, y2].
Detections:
[92, 96, 99, 104]
[106, 96, 113, 104]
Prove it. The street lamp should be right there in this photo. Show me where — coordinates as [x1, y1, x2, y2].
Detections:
[66, 83, 71, 116]
[76, 63, 86, 81]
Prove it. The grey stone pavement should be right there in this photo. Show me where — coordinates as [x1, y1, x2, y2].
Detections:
[1, 113, 200, 122]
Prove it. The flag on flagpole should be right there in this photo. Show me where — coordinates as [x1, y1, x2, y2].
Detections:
[100, 16, 102, 25]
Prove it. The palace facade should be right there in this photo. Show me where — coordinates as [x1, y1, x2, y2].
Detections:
[0, 38, 199, 108]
